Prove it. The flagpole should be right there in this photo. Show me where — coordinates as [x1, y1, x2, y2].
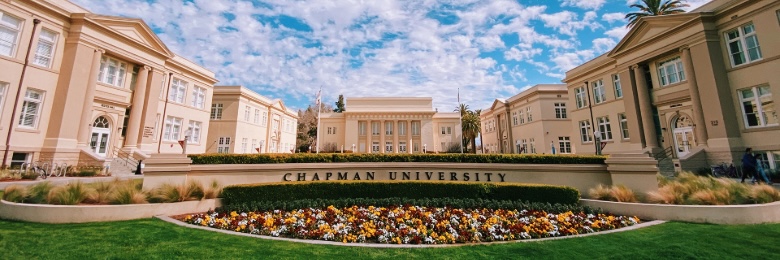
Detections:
[316, 86, 322, 154]
[458, 88, 463, 154]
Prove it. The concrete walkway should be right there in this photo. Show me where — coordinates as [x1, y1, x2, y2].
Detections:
[0, 175, 143, 190]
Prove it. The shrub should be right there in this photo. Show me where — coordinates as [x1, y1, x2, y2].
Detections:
[26, 182, 54, 204]
[221, 181, 580, 210]
[688, 189, 730, 205]
[203, 180, 222, 199]
[87, 180, 116, 204]
[20, 170, 38, 180]
[588, 184, 612, 200]
[47, 182, 94, 205]
[149, 181, 205, 203]
[610, 185, 638, 202]
[646, 182, 688, 204]
[188, 153, 606, 165]
[2, 185, 28, 203]
[643, 172, 775, 205]
[749, 184, 780, 204]
[112, 183, 148, 204]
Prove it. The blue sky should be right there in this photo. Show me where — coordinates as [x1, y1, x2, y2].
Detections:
[72, 0, 710, 112]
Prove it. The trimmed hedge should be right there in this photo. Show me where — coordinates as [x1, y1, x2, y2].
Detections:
[189, 153, 606, 165]
[218, 197, 601, 214]
[221, 181, 580, 209]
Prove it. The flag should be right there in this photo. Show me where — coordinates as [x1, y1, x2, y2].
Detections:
[315, 89, 321, 105]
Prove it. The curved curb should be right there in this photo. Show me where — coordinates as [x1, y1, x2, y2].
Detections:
[156, 215, 666, 248]
[581, 199, 780, 224]
[0, 199, 221, 224]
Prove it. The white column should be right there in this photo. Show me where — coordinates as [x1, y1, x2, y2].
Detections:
[124, 65, 151, 149]
[680, 46, 708, 146]
[633, 65, 658, 149]
[77, 49, 105, 147]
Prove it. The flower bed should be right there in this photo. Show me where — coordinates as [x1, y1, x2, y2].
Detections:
[179, 205, 639, 244]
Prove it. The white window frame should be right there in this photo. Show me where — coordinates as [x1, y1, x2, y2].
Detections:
[398, 121, 406, 135]
[358, 121, 366, 136]
[262, 111, 268, 126]
[244, 106, 250, 121]
[739, 86, 777, 128]
[98, 56, 128, 87]
[251, 139, 257, 153]
[0, 82, 7, 115]
[33, 29, 57, 68]
[210, 103, 223, 120]
[385, 122, 393, 135]
[399, 141, 407, 152]
[613, 74, 623, 98]
[254, 109, 260, 124]
[217, 137, 231, 153]
[592, 80, 606, 104]
[526, 107, 532, 122]
[372, 142, 380, 153]
[411, 121, 420, 135]
[558, 137, 572, 154]
[579, 120, 593, 143]
[529, 138, 536, 153]
[18, 89, 44, 128]
[519, 109, 524, 124]
[372, 122, 380, 136]
[0, 12, 22, 57]
[725, 23, 762, 67]
[619, 113, 630, 139]
[555, 103, 567, 119]
[190, 86, 206, 109]
[575, 86, 587, 108]
[163, 116, 183, 141]
[597, 116, 613, 141]
[512, 111, 518, 126]
[385, 142, 393, 152]
[241, 138, 248, 153]
[168, 78, 187, 103]
[187, 120, 201, 144]
[657, 57, 685, 86]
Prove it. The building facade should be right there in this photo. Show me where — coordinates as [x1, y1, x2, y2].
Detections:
[206, 86, 297, 154]
[318, 97, 462, 153]
[0, 0, 217, 168]
[480, 84, 572, 154]
[563, 0, 780, 171]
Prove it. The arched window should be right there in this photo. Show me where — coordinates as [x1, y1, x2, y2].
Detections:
[93, 116, 110, 128]
[674, 115, 693, 129]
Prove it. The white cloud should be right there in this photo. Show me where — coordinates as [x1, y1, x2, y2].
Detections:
[561, 0, 607, 10]
[602, 12, 625, 23]
[592, 38, 617, 53]
[539, 10, 601, 36]
[504, 47, 542, 61]
[605, 26, 630, 39]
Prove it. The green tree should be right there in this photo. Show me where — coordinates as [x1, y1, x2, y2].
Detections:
[625, 0, 689, 28]
[334, 94, 345, 113]
[296, 102, 333, 152]
[455, 104, 481, 153]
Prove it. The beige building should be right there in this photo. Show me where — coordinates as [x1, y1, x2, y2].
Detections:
[206, 86, 297, 154]
[563, 0, 780, 171]
[318, 97, 462, 153]
[0, 0, 217, 170]
[480, 84, 572, 154]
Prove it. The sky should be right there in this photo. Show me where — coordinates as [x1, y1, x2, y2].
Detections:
[71, 0, 711, 112]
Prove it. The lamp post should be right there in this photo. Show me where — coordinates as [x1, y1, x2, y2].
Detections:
[594, 130, 602, 155]
[423, 144, 427, 153]
[352, 144, 356, 153]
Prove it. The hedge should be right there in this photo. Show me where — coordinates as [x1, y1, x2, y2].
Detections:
[189, 153, 606, 165]
[220, 181, 580, 209]
[218, 197, 600, 214]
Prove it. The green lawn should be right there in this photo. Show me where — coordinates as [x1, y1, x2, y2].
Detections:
[0, 219, 777, 259]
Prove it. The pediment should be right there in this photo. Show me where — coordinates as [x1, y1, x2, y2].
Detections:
[488, 99, 507, 111]
[608, 13, 698, 57]
[87, 14, 174, 57]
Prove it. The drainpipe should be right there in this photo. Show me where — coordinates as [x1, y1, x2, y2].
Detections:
[3, 19, 41, 169]
[585, 81, 600, 155]
[157, 73, 173, 153]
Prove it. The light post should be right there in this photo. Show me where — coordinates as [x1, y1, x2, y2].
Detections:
[352, 144, 356, 153]
[423, 144, 427, 153]
[594, 130, 602, 155]
[516, 140, 521, 154]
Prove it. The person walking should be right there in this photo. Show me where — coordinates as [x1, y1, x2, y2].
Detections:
[741, 148, 757, 183]
[755, 154, 772, 185]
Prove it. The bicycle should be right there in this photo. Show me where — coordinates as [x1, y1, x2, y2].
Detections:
[711, 163, 739, 178]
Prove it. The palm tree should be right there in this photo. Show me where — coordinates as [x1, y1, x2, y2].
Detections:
[462, 111, 481, 153]
[625, 0, 689, 28]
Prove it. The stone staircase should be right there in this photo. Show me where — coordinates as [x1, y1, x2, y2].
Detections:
[648, 147, 676, 177]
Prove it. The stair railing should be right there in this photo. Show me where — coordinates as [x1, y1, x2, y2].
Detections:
[111, 147, 139, 173]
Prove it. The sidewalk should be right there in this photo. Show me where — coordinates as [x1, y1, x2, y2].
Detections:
[0, 175, 143, 190]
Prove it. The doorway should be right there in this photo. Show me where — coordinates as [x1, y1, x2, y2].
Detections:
[90, 116, 111, 157]
[672, 115, 695, 157]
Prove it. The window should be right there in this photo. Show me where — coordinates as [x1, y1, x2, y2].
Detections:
[385, 142, 393, 152]
[33, 29, 57, 67]
[555, 103, 567, 119]
[520, 139, 527, 154]
[358, 121, 366, 136]
[739, 86, 777, 128]
[592, 80, 606, 104]
[0, 12, 22, 57]
[613, 74, 623, 98]
[441, 126, 451, 135]
[399, 141, 407, 152]
[190, 86, 206, 109]
[399, 121, 407, 135]
[519, 109, 524, 124]
[262, 112, 268, 126]
[618, 113, 630, 139]
[327, 127, 337, 135]
[385, 122, 393, 135]
[187, 120, 201, 144]
[596, 116, 613, 141]
[332, 127, 336, 135]
[217, 137, 231, 153]
[0, 82, 7, 115]
[244, 106, 250, 121]
[579, 120, 593, 143]
[372, 122, 380, 136]
[526, 107, 532, 122]
[98, 57, 128, 87]
[413, 142, 420, 152]
[168, 78, 186, 103]
[558, 137, 572, 154]
[153, 114, 160, 140]
[163, 116, 183, 141]
[725, 23, 762, 67]
[18, 89, 44, 128]
[241, 138, 248, 153]
[251, 139, 256, 153]
[512, 112, 518, 125]
[372, 142, 380, 153]
[529, 138, 536, 153]
[210, 103, 223, 120]
[575, 86, 587, 108]
[411, 121, 420, 135]
[657, 57, 685, 86]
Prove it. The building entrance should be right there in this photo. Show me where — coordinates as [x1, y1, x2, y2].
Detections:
[90, 116, 111, 157]
[672, 115, 696, 157]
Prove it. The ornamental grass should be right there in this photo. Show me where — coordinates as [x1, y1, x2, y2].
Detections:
[180, 205, 640, 244]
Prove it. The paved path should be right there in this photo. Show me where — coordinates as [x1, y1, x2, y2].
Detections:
[0, 175, 143, 190]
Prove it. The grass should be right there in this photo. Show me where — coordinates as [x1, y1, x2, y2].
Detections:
[0, 219, 777, 259]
